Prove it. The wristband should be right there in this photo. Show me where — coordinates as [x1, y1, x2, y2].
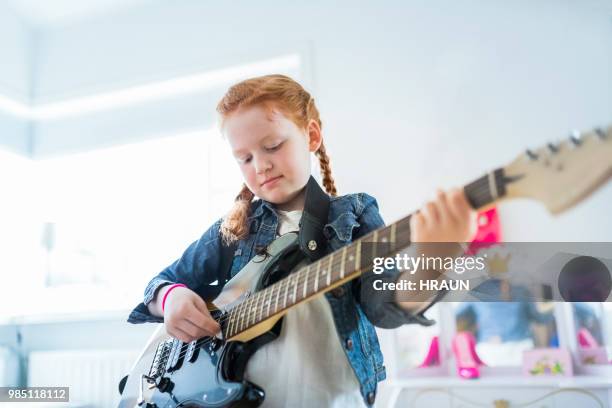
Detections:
[161, 283, 187, 313]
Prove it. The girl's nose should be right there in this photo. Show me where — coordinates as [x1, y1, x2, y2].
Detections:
[254, 156, 272, 174]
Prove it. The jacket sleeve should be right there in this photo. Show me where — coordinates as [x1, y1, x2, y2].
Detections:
[127, 219, 225, 324]
[351, 193, 441, 329]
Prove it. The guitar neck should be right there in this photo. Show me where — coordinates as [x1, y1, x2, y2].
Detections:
[223, 167, 510, 339]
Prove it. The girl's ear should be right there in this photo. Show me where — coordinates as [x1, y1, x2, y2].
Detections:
[306, 119, 322, 152]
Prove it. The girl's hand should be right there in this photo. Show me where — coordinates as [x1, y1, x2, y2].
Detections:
[396, 188, 477, 312]
[162, 286, 221, 342]
[410, 188, 477, 243]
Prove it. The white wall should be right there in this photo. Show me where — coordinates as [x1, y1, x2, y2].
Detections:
[0, 2, 33, 155]
[28, 0, 612, 240]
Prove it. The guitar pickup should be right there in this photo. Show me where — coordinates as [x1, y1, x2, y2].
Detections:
[166, 339, 187, 372]
[185, 340, 200, 363]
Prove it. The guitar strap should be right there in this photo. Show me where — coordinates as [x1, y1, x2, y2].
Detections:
[298, 176, 331, 262]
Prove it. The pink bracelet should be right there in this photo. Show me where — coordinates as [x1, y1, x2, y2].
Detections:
[161, 283, 187, 313]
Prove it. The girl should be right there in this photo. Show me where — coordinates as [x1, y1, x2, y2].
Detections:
[128, 74, 476, 407]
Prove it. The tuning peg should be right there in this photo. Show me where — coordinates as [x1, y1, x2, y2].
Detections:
[525, 149, 538, 160]
[594, 128, 607, 140]
[547, 143, 559, 154]
[568, 130, 582, 147]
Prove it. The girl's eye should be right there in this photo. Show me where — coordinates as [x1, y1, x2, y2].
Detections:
[238, 155, 252, 164]
[264, 142, 283, 152]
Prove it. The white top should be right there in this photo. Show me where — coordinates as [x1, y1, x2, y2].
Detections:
[244, 209, 364, 407]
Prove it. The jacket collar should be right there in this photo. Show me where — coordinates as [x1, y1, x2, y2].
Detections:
[249, 198, 276, 220]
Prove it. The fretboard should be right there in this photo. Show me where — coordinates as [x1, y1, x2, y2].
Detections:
[223, 167, 507, 339]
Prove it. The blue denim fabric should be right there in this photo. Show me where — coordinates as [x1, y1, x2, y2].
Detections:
[128, 192, 435, 406]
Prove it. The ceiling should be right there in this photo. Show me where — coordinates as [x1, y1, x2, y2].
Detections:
[4, 0, 156, 28]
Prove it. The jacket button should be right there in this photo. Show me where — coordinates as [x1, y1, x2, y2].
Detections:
[332, 286, 345, 298]
[367, 391, 376, 405]
[345, 338, 353, 350]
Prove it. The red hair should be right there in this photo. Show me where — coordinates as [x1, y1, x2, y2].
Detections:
[217, 74, 337, 244]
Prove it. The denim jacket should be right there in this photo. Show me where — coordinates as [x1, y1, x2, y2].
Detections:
[128, 192, 435, 407]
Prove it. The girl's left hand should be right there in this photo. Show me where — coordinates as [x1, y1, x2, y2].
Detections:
[410, 188, 478, 243]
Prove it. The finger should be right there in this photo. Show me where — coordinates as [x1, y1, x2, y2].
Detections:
[186, 306, 220, 335]
[177, 318, 200, 338]
[435, 189, 456, 225]
[448, 189, 471, 221]
[191, 296, 221, 332]
[170, 326, 196, 343]
[410, 212, 425, 242]
[191, 295, 210, 314]
[423, 201, 440, 225]
[183, 318, 213, 339]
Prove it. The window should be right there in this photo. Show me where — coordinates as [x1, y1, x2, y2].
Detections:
[1, 130, 243, 317]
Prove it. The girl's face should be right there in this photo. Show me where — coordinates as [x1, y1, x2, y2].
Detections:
[223, 103, 321, 211]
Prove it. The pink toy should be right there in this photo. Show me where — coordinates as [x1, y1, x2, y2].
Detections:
[418, 336, 440, 367]
[578, 327, 600, 348]
[467, 207, 502, 255]
[452, 332, 483, 379]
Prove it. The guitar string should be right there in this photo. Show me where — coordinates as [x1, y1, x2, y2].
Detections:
[169, 180, 496, 361]
[169, 180, 496, 360]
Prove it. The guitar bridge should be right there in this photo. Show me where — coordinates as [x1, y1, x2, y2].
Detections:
[148, 339, 174, 380]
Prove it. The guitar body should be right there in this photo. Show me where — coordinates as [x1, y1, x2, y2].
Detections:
[118, 233, 307, 408]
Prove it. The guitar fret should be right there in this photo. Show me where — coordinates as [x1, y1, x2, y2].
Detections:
[275, 282, 281, 313]
[327, 252, 334, 285]
[237, 298, 246, 333]
[391, 223, 396, 246]
[231, 308, 238, 337]
[252, 295, 259, 326]
[266, 287, 272, 318]
[303, 265, 310, 299]
[347, 248, 354, 276]
[246, 297, 253, 329]
[341, 246, 346, 279]
[283, 277, 290, 309]
[372, 230, 378, 259]
[355, 241, 361, 271]
[326, 255, 332, 286]
[291, 276, 298, 303]
[248, 296, 256, 328]
[226, 309, 234, 338]
[258, 291, 265, 323]
[314, 260, 320, 292]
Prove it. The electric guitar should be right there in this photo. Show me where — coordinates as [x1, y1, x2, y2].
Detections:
[118, 125, 612, 408]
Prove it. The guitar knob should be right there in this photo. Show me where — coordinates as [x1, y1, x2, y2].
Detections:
[569, 132, 582, 147]
[525, 149, 538, 160]
[156, 377, 174, 394]
[595, 127, 607, 140]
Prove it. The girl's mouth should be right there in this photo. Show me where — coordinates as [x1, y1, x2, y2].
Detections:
[261, 176, 282, 187]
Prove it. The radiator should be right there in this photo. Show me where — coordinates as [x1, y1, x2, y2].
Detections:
[28, 349, 140, 408]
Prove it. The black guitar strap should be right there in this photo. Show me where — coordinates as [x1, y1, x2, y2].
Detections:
[298, 176, 331, 262]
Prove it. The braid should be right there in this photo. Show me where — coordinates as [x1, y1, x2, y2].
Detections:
[315, 140, 338, 197]
[220, 183, 255, 244]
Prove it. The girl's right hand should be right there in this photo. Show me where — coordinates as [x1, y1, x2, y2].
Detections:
[162, 286, 221, 343]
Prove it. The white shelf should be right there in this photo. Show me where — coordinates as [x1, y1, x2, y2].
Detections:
[388, 375, 612, 389]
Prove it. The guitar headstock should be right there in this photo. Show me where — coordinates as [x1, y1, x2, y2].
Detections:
[503, 125, 612, 215]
